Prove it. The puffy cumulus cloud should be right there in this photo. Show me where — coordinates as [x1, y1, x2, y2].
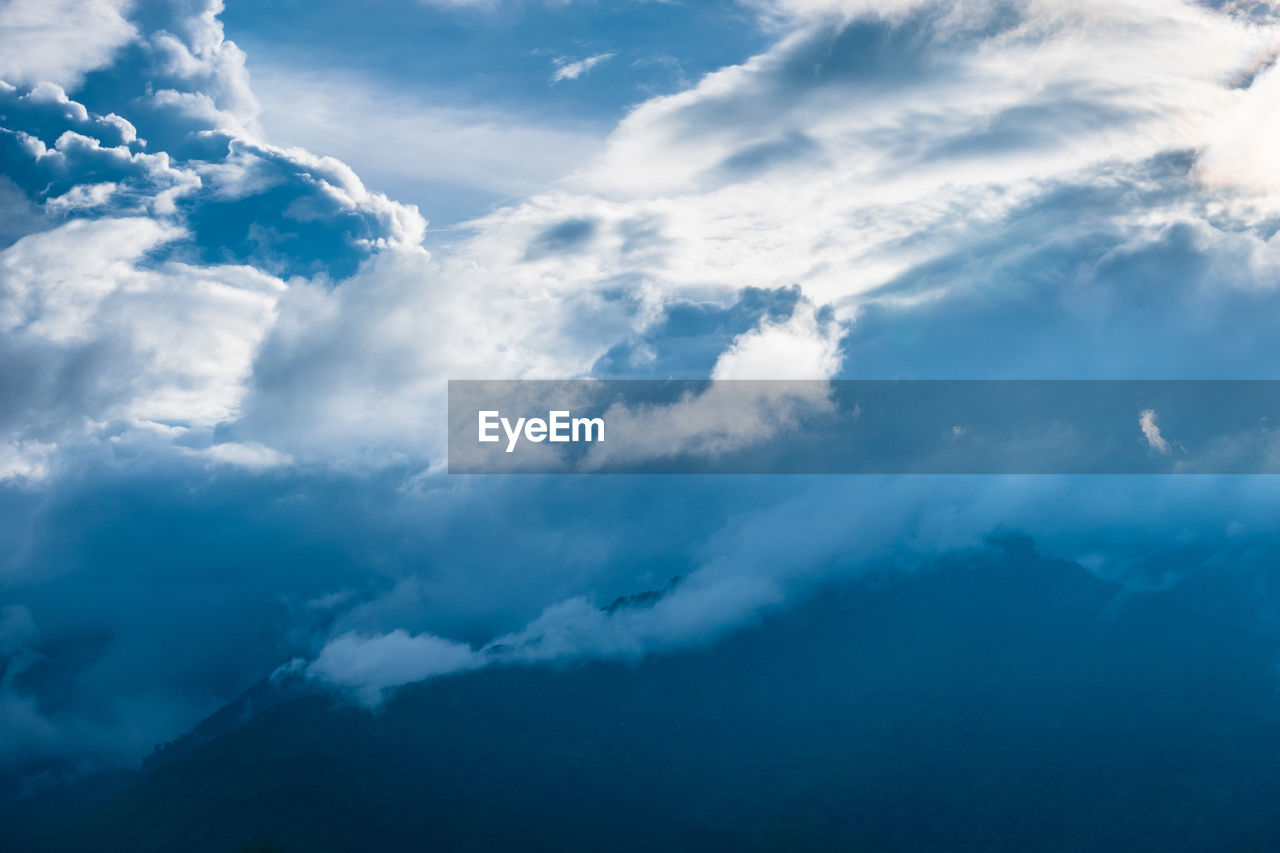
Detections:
[0, 217, 285, 481]
[0, 80, 426, 269]
[0, 2, 427, 479]
[230, 230, 634, 464]
[0, 0, 424, 274]
[0, 218, 182, 343]
[0, 0, 138, 90]
[181, 137, 427, 276]
[0, 85, 195, 228]
[711, 302, 841, 379]
[142, 0, 260, 134]
[0, 0, 255, 144]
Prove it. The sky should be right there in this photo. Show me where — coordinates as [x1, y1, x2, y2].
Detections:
[4, 0, 1280, 793]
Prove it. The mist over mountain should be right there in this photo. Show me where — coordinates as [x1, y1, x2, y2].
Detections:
[15, 536, 1280, 852]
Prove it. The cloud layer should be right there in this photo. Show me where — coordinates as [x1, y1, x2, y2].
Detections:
[5, 0, 1280, 780]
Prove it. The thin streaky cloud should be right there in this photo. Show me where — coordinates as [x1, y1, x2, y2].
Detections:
[552, 51, 616, 82]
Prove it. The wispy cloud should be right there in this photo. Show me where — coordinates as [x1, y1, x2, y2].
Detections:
[248, 62, 606, 215]
[551, 52, 615, 82]
[1140, 409, 1170, 454]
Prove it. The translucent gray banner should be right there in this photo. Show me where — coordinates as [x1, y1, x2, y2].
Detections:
[447, 380, 1280, 474]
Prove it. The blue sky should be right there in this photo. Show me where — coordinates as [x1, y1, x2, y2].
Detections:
[222, 0, 770, 225]
[4, 0, 1280, 792]
[223, 0, 766, 118]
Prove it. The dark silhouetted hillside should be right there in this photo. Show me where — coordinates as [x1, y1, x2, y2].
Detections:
[23, 538, 1280, 852]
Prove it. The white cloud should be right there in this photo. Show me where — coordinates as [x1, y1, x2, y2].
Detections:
[302, 468, 1280, 706]
[712, 302, 842, 379]
[247, 62, 605, 207]
[262, 1, 1280, 704]
[45, 181, 120, 213]
[305, 575, 790, 706]
[0, 440, 55, 483]
[1197, 56, 1280, 204]
[0, 0, 137, 89]
[212, 0, 1280, 471]
[198, 441, 293, 470]
[567, 2, 1262, 303]
[0, 217, 182, 343]
[235, 238, 625, 464]
[306, 629, 480, 705]
[145, 0, 261, 134]
[552, 52, 616, 82]
[9, 0, 1274, 479]
[0, 218, 287, 474]
[1140, 408, 1170, 453]
[579, 379, 834, 470]
[22, 81, 89, 120]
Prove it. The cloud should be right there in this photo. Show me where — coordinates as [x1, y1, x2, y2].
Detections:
[5, 0, 1279, 471]
[0, 0, 137, 90]
[306, 630, 480, 705]
[551, 52, 617, 82]
[266, 0, 1280, 707]
[245, 63, 605, 214]
[301, 471, 1280, 705]
[0, 217, 286, 470]
[0, 75, 426, 276]
[0, 605, 61, 770]
[304, 568, 786, 706]
[206, 0, 1280, 469]
[1197, 53, 1280, 201]
[1140, 409, 1170, 453]
[565, 298, 844, 466]
[576, 381, 836, 472]
[0, 50, 433, 478]
[11, 0, 1280, 785]
[711, 302, 842, 379]
[198, 441, 293, 470]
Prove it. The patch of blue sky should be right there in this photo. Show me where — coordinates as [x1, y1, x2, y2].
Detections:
[223, 0, 768, 118]
[214, 0, 772, 226]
